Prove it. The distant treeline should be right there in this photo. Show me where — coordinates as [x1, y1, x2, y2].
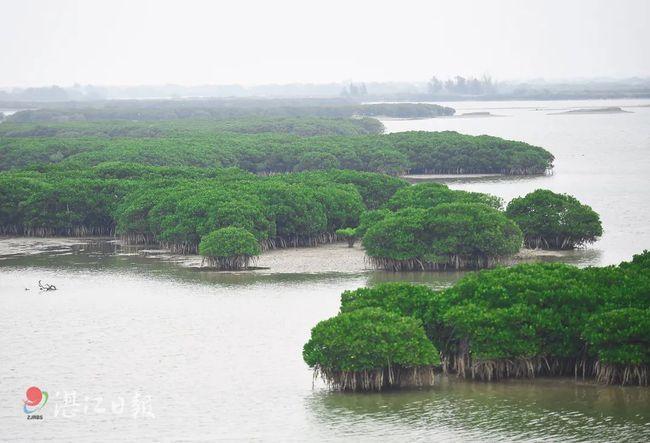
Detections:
[0, 117, 385, 138]
[2, 78, 650, 102]
[6, 101, 454, 122]
[0, 124, 554, 175]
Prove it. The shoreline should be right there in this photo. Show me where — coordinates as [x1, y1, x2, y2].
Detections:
[401, 173, 504, 180]
[0, 236, 574, 274]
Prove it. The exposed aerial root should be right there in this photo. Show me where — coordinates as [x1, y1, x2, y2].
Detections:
[201, 255, 258, 270]
[406, 167, 549, 175]
[2, 225, 115, 237]
[524, 236, 583, 250]
[469, 358, 538, 381]
[119, 233, 156, 245]
[446, 353, 605, 383]
[314, 365, 436, 392]
[366, 254, 504, 271]
[260, 232, 339, 251]
[594, 362, 648, 386]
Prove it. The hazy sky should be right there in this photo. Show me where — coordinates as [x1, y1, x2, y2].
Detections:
[2, 0, 649, 87]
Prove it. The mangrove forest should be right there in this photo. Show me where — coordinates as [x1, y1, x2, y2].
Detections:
[4, 100, 455, 123]
[304, 251, 650, 391]
[0, 119, 554, 175]
[0, 164, 406, 252]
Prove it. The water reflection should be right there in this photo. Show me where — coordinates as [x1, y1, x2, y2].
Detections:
[0, 237, 607, 295]
[307, 377, 650, 442]
[0, 238, 471, 289]
[0, 242, 647, 441]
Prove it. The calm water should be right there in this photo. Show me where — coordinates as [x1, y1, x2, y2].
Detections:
[384, 98, 650, 266]
[2, 99, 650, 441]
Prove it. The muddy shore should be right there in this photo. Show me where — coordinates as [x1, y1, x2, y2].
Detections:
[0, 237, 569, 275]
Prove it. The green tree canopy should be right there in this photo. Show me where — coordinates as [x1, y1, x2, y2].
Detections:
[328, 251, 650, 385]
[293, 151, 340, 171]
[506, 189, 602, 249]
[303, 307, 439, 391]
[363, 203, 522, 270]
[386, 182, 502, 211]
[198, 227, 261, 270]
[0, 122, 554, 176]
[584, 308, 650, 368]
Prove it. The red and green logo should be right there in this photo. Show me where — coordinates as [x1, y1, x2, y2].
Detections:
[23, 386, 48, 414]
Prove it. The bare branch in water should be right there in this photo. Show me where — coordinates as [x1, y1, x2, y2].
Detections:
[38, 280, 57, 291]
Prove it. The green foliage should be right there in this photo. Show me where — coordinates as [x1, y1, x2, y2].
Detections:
[443, 303, 540, 360]
[303, 307, 440, 372]
[340, 283, 442, 339]
[6, 102, 452, 123]
[0, 123, 554, 176]
[387, 131, 554, 175]
[204, 116, 385, 136]
[506, 189, 602, 249]
[355, 103, 454, 118]
[257, 182, 327, 242]
[353, 209, 392, 238]
[328, 251, 650, 384]
[0, 175, 48, 233]
[0, 172, 134, 236]
[0, 164, 389, 252]
[294, 151, 340, 171]
[199, 227, 261, 259]
[386, 182, 502, 211]
[363, 203, 522, 270]
[584, 308, 650, 365]
[440, 263, 593, 361]
[319, 170, 407, 209]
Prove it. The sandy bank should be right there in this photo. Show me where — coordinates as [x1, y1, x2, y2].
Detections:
[0, 236, 92, 257]
[135, 242, 370, 274]
[550, 106, 632, 115]
[456, 111, 503, 118]
[0, 237, 575, 275]
[0, 237, 370, 274]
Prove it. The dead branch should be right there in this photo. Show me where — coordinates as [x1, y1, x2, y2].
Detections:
[38, 280, 57, 291]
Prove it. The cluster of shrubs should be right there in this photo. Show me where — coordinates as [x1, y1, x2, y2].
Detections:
[339, 183, 602, 271]
[506, 189, 603, 249]
[303, 251, 650, 390]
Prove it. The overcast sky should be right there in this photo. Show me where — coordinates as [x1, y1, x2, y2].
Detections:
[2, 0, 649, 87]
